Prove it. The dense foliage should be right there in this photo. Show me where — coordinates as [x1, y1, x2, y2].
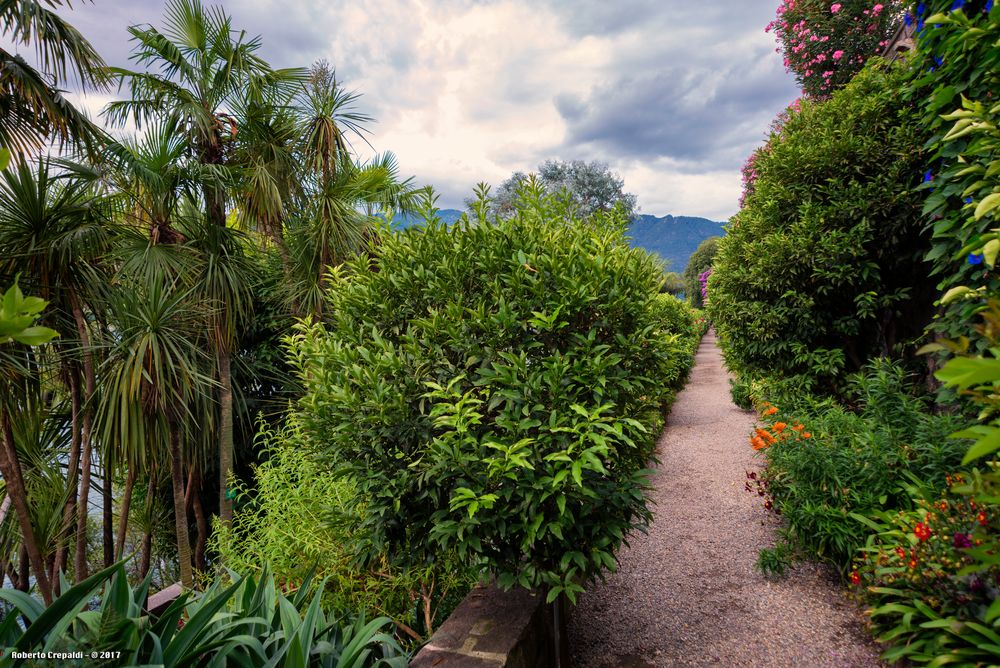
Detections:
[710, 63, 936, 392]
[767, 0, 903, 97]
[910, 1, 1000, 350]
[211, 417, 476, 641]
[682, 236, 719, 308]
[0, 563, 406, 667]
[288, 187, 699, 603]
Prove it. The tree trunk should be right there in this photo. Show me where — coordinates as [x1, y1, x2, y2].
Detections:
[103, 456, 113, 569]
[191, 470, 208, 572]
[71, 295, 95, 581]
[218, 348, 234, 528]
[16, 545, 28, 592]
[115, 465, 137, 560]
[0, 412, 53, 604]
[168, 426, 193, 589]
[54, 370, 81, 579]
[138, 474, 155, 580]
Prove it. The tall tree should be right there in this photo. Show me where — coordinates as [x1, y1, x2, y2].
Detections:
[105, 0, 303, 527]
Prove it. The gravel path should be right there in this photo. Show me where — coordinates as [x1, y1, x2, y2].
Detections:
[567, 331, 883, 667]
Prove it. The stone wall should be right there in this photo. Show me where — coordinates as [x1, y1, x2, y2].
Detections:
[410, 584, 569, 668]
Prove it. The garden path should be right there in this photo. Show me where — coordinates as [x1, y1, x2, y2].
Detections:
[567, 331, 883, 667]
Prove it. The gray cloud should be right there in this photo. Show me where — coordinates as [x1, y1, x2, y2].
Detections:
[22, 0, 802, 219]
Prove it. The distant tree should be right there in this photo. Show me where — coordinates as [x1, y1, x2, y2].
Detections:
[660, 271, 685, 296]
[683, 236, 720, 308]
[475, 159, 638, 220]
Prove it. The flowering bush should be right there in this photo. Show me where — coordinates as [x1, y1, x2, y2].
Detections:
[854, 483, 1000, 664]
[767, 0, 904, 96]
[747, 360, 967, 572]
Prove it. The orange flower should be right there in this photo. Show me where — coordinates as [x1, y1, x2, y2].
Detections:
[801, 432, 811, 439]
[773, 422, 787, 433]
[764, 406, 778, 416]
[751, 436, 769, 451]
[791, 424, 804, 432]
[850, 571, 861, 586]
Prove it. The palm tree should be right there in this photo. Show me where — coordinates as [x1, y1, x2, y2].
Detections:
[99, 278, 212, 589]
[289, 63, 423, 317]
[0, 0, 107, 158]
[105, 0, 304, 527]
[0, 160, 110, 583]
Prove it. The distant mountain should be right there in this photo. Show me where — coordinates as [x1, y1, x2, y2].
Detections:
[390, 209, 725, 272]
[627, 214, 726, 272]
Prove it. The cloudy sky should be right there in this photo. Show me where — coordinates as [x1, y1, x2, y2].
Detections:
[58, 0, 800, 221]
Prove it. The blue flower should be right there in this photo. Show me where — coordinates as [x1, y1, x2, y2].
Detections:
[965, 197, 974, 204]
[917, 2, 927, 14]
[924, 170, 934, 182]
[987, 0, 994, 12]
[933, 56, 944, 67]
[969, 253, 984, 265]
[905, 11, 914, 26]
[951, 0, 964, 9]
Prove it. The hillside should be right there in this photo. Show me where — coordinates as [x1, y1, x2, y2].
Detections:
[390, 209, 725, 272]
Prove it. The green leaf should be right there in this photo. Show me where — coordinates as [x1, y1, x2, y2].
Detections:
[975, 192, 1000, 220]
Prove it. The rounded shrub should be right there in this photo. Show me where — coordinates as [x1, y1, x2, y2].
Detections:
[709, 63, 938, 391]
[287, 188, 687, 601]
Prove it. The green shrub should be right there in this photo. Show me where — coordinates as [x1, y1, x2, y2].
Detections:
[0, 563, 407, 667]
[288, 187, 692, 602]
[682, 236, 719, 308]
[751, 360, 967, 572]
[710, 63, 937, 392]
[210, 418, 475, 640]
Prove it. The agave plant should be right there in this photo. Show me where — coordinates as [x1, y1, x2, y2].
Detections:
[0, 563, 408, 667]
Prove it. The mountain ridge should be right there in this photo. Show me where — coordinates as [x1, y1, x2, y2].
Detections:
[389, 209, 725, 272]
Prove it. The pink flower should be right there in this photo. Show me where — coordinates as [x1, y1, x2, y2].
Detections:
[830, 3, 842, 12]
[873, 3, 884, 13]
[832, 50, 844, 60]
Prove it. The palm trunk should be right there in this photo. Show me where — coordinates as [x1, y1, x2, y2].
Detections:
[71, 295, 95, 581]
[102, 456, 113, 568]
[139, 474, 156, 580]
[16, 545, 28, 592]
[54, 370, 81, 578]
[168, 426, 193, 589]
[191, 470, 208, 572]
[115, 465, 137, 560]
[0, 412, 53, 604]
[218, 348, 234, 527]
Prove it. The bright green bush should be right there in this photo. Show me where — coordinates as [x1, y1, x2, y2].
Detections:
[750, 360, 967, 572]
[710, 63, 937, 392]
[210, 419, 475, 640]
[0, 562, 407, 667]
[288, 187, 691, 602]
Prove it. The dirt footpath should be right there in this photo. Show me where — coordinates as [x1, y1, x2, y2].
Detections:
[567, 331, 883, 667]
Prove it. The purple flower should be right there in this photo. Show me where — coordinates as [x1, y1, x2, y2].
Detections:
[924, 170, 934, 183]
[904, 11, 914, 26]
[953, 532, 972, 549]
[969, 253, 984, 265]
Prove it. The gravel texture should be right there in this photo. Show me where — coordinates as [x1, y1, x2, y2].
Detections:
[568, 331, 884, 667]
